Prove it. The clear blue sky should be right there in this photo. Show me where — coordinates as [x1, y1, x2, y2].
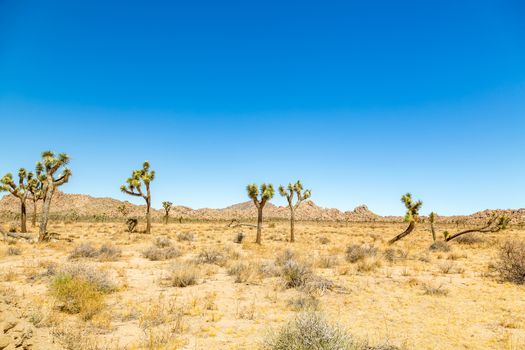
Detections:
[1, 1, 524, 215]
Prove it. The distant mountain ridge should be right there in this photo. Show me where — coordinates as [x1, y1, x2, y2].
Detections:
[0, 191, 524, 223]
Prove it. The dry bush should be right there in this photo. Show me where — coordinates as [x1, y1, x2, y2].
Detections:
[69, 242, 121, 261]
[302, 275, 335, 295]
[275, 249, 296, 266]
[345, 244, 377, 263]
[429, 241, 451, 252]
[356, 258, 382, 273]
[495, 240, 525, 284]
[317, 255, 338, 268]
[281, 259, 312, 288]
[455, 234, 485, 245]
[262, 312, 356, 350]
[58, 262, 119, 292]
[287, 295, 319, 311]
[257, 260, 280, 278]
[422, 282, 449, 296]
[177, 232, 195, 242]
[7, 246, 21, 256]
[195, 248, 226, 265]
[168, 264, 200, 287]
[438, 261, 455, 274]
[228, 262, 258, 283]
[143, 239, 181, 261]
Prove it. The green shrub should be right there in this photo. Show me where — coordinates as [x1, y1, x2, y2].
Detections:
[50, 274, 104, 320]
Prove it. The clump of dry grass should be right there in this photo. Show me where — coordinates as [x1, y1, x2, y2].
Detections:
[168, 263, 200, 287]
[281, 259, 312, 288]
[228, 262, 258, 283]
[176, 232, 195, 242]
[438, 261, 455, 274]
[7, 246, 21, 256]
[422, 282, 449, 296]
[195, 248, 226, 265]
[345, 244, 377, 263]
[455, 234, 485, 245]
[495, 240, 525, 284]
[287, 295, 319, 311]
[356, 258, 382, 273]
[69, 242, 121, 261]
[317, 255, 338, 268]
[429, 241, 451, 252]
[143, 238, 181, 261]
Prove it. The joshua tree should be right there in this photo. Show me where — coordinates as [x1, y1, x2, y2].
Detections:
[0, 168, 34, 233]
[429, 212, 437, 242]
[246, 183, 274, 244]
[444, 214, 510, 242]
[39, 151, 72, 241]
[388, 193, 423, 244]
[120, 161, 155, 234]
[279, 180, 311, 243]
[27, 162, 44, 227]
[162, 201, 172, 224]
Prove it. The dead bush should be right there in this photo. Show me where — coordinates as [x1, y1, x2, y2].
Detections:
[456, 234, 484, 245]
[196, 248, 226, 265]
[287, 295, 319, 311]
[143, 245, 181, 261]
[69, 243, 121, 261]
[7, 246, 21, 256]
[176, 232, 195, 242]
[281, 259, 312, 288]
[429, 241, 450, 252]
[495, 240, 525, 284]
[169, 264, 200, 287]
[345, 244, 377, 263]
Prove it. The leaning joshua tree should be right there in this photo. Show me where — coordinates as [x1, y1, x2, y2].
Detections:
[388, 193, 423, 244]
[0, 168, 34, 233]
[444, 214, 511, 242]
[120, 161, 155, 234]
[429, 212, 437, 242]
[162, 201, 172, 224]
[246, 183, 274, 244]
[279, 180, 311, 243]
[39, 151, 72, 241]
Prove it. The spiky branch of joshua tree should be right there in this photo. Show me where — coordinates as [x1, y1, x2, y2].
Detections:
[120, 161, 155, 234]
[27, 162, 44, 227]
[279, 180, 311, 243]
[388, 193, 423, 244]
[0, 168, 34, 233]
[246, 183, 274, 244]
[429, 212, 437, 242]
[162, 201, 172, 224]
[444, 214, 510, 242]
[38, 151, 72, 241]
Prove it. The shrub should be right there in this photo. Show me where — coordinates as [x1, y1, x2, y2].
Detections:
[169, 264, 200, 287]
[429, 241, 450, 252]
[233, 232, 245, 244]
[275, 249, 296, 266]
[50, 273, 104, 319]
[437, 261, 455, 274]
[69, 243, 99, 259]
[456, 234, 484, 245]
[177, 232, 195, 242]
[345, 244, 377, 263]
[356, 258, 381, 273]
[262, 312, 355, 350]
[317, 255, 338, 268]
[287, 295, 319, 311]
[58, 262, 119, 293]
[143, 246, 181, 261]
[422, 282, 449, 296]
[257, 261, 280, 278]
[319, 236, 330, 245]
[281, 260, 312, 288]
[7, 246, 21, 256]
[154, 237, 172, 248]
[196, 248, 225, 265]
[97, 244, 122, 261]
[495, 240, 525, 284]
[228, 262, 256, 283]
[302, 276, 335, 295]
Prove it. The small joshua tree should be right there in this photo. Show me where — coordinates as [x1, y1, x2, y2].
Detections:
[0, 168, 34, 233]
[39, 151, 72, 241]
[162, 201, 173, 224]
[27, 163, 44, 227]
[279, 180, 311, 243]
[388, 193, 423, 244]
[444, 214, 510, 242]
[120, 161, 155, 234]
[429, 212, 437, 242]
[246, 183, 274, 244]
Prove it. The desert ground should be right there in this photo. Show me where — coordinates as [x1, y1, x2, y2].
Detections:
[1, 220, 524, 350]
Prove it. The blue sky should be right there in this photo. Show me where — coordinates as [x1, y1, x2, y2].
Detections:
[1, 1, 524, 215]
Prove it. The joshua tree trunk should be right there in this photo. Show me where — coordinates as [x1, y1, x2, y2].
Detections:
[31, 198, 38, 227]
[146, 200, 151, 234]
[430, 222, 436, 242]
[39, 184, 54, 241]
[388, 221, 415, 244]
[290, 209, 295, 243]
[20, 201, 27, 233]
[256, 206, 263, 244]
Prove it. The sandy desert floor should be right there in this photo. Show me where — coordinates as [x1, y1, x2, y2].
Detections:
[1, 220, 524, 350]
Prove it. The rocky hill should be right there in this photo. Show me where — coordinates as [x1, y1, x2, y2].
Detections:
[0, 191, 523, 224]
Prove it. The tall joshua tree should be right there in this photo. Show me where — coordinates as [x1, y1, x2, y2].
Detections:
[388, 193, 423, 244]
[120, 161, 155, 234]
[162, 201, 172, 224]
[0, 169, 33, 233]
[27, 162, 44, 227]
[39, 151, 72, 241]
[246, 183, 274, 244]
[429, 212, 437, 242]
[279, 180, 311, 243]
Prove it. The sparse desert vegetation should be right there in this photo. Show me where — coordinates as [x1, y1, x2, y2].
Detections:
[1, 219, 524, 349]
